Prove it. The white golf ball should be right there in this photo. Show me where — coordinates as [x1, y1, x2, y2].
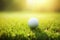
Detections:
[28, 18, 38, 28]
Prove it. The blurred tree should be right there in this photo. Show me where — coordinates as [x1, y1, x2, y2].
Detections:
[0, 0, 13, 11]
[0, 0, 24, 11]
[0, 0, 5, 11]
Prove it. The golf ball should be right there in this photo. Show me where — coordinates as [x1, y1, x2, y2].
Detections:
[28, 18, 38, 28]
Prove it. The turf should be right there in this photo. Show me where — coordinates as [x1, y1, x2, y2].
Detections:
[0, 12, 60, 40]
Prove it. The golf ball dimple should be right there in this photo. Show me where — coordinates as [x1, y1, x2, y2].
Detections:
[28, 18, 38, 28]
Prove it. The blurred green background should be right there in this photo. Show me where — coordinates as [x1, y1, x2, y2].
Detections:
[0, 0, 60, 12]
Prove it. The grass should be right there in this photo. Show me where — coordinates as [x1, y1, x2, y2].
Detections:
[0, 12, 60, 40]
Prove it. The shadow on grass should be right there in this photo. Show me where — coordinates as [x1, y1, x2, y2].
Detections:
[30, 27, 49, 40]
